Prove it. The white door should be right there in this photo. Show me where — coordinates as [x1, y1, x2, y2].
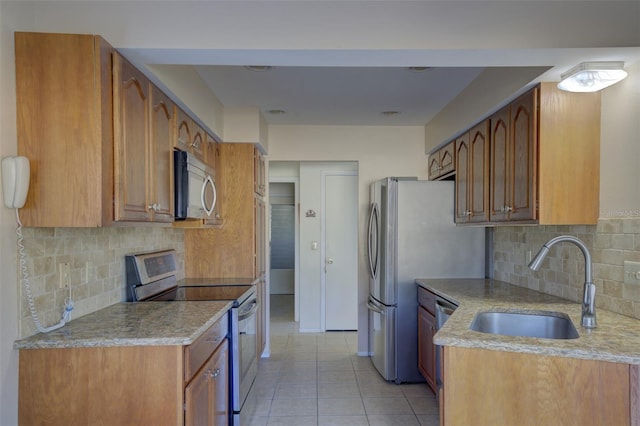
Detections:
[324, 174, 358, 330]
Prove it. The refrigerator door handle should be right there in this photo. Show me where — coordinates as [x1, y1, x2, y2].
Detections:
[367, 300, 384, 315]
[367, 202, 380, 280]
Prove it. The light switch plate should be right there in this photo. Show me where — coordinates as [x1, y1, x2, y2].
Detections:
[623, 261, 640, 285]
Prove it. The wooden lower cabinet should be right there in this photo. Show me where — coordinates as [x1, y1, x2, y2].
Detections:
[418, 305, 437, 392]
[443, 346, 633, 426]
[19, 316, 230, 426]
[185, 339, 229, 426]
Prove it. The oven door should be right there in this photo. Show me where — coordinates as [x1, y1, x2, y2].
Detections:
[232, 295, 258, 414]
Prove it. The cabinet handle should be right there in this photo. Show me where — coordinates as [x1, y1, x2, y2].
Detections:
[206, 336, 221, 345]
[505, 206, 513, 212]
[464, 210, 472, 216]
[210, 368, 220, 379]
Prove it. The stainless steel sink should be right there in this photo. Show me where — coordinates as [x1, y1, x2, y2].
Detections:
[470, 310, 579, 340]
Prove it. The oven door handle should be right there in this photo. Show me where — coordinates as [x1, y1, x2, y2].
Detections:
[238, 300, 259, 321]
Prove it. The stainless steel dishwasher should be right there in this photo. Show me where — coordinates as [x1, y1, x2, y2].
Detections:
[434, 296, 457, 389]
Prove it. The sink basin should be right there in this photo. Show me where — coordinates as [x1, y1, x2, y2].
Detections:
[470, 310, 579, 340]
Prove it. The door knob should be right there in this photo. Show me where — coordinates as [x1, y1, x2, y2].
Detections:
[327, 258, 334, 264]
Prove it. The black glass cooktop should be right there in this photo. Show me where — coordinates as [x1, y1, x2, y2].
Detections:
[150, 284, 254, 306]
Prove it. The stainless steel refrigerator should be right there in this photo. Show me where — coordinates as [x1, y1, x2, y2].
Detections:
[367, 178, 485, 383]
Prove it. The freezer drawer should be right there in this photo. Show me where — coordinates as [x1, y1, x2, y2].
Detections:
[367, 297, 396, 381]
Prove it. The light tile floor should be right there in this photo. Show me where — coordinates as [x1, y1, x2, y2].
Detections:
[242, 295, 439, 426]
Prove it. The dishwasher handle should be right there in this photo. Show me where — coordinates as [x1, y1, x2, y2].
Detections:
[435, 298, 457, 329]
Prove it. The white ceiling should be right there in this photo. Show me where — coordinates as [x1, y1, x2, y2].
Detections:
[195, 65, 486, 126]
[108, 0, 640, 128]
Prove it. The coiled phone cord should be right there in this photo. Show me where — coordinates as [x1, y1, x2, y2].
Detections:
[16, 209, 73, 333]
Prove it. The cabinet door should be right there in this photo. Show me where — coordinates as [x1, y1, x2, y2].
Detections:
[176, 108, 192, 152]
[191, 122, 206, 162]
[439, 142, 455, 177]
[428, 154, 441, 180]
[468, 121, 490, 223]
[418, 306, 437, 392]
[254, 148, 266, 196]
[113, 53, 151, 222]
[508, 89, 537, 221]
[149, 85, 175, 222]
[490, 108, 510, 222]
[454, 134, 470, 223]
[254, 195, 266, 277]
[185, 339, 229, 426]
[210, 339, 229, 426]
[184, 362, 212, 426]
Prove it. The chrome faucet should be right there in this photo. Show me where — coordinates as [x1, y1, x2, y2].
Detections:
[528, 235, 597, 328]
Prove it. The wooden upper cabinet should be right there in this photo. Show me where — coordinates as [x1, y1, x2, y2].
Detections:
[490, 91, 537, 223]
[149, 86, 176, 222]
[469, 121, 490, 223]
[507, 89, 537, 221]
[113, 54, 174, 223]
[176, 108, 192, 153]
[113, 53, 151, 222]
[488, 84, 599, 225]
[191, 122, 206, 162]
[454, 134, 470, 222]
[254, 148, 266, 196]
[15, 32, 115, 227]
[458, 83, 599, 226]
[455, 121, 490, 224]
[428, 141, 455, 180]
[15, 32, 179, 226]
[537, 83, 600, 224]
[490, 107, 510, 222]
[175, 108, 206, 161]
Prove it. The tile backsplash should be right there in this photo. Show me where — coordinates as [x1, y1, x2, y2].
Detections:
[17, 227, 184, 337]
[493, 218, 640, 320]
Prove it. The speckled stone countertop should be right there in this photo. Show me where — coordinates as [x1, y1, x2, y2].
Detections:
[14, 301, 232, 350]
[416, 278, 640, 365]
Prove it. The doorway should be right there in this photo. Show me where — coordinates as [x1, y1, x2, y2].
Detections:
[269, 161, 358, 333]
[269, 180, 299, 332]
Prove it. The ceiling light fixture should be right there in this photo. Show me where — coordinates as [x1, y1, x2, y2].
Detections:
[557, 61, 627, 92]
[244, 65, 272, 72]
[407, 67, 432, 72]
[267, 109, 286, 115]
[381, 111, 400, 116]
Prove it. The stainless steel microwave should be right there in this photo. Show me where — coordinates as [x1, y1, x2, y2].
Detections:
[174, 150, 217, 220]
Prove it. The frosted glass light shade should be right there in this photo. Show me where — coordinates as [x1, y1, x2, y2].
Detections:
[558, 62, 627, 92]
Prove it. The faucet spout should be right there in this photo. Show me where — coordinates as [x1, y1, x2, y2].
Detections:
[528, 235, 596, 328]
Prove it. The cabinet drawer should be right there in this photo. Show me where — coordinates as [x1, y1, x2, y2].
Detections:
[418, 287, 437, 315]
[184, 313, 229, 382]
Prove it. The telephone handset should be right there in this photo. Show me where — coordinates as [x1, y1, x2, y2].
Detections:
[2, 156, 30, 209]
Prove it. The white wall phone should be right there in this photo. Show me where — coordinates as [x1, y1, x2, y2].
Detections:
[2, 155, 30, 209]
[2, 155, 74, 333]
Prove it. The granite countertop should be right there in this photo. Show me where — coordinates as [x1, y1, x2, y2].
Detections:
[416, 278, 640, 365]
[14, 301, 232, 350]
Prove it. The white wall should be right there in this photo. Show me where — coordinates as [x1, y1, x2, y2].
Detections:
[268, 126, 427, 351]
[146, 64, 224, 138]
[600, 61, 640, 216]
[1, 3, 33, 424]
